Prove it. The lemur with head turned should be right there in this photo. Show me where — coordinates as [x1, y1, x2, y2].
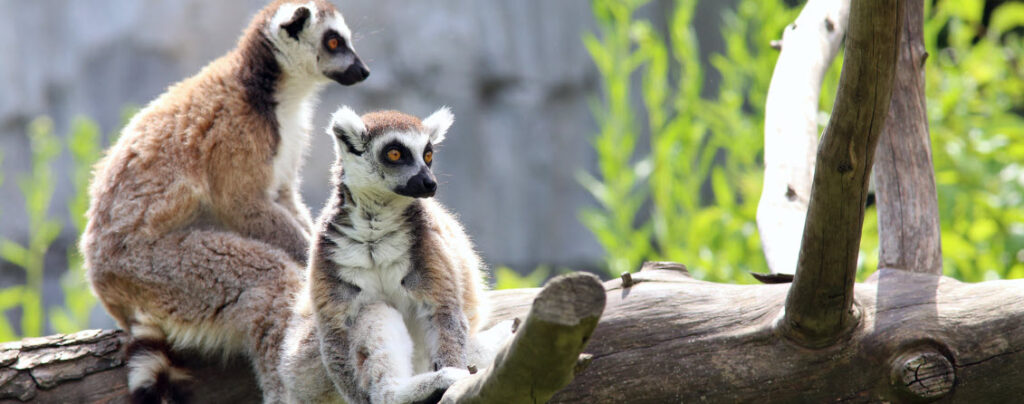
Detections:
[280, 106, 513, 404]
[80, 1, 368, 402]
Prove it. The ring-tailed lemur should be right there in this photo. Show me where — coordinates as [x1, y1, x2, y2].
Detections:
[280, 106, 514, 404]
[80, 1, 368, 402]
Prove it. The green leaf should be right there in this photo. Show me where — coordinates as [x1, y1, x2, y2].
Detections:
[0, 287, 23, 309]
[711, 167, 735, 210]
[0, 240, 29, 269]
[494, 266, 552, 290]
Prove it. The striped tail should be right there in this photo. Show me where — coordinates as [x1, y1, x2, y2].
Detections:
[126, 323, 192, 404]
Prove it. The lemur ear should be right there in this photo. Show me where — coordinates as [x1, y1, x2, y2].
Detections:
[422, 107, 454, 144]
[329, 106, 367, 156]
[279, 6, 311, 40]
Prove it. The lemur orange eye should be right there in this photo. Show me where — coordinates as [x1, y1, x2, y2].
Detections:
[387, 149, 402, 162]
[424, 151, 433, 164]
[328, 38, 339, 50]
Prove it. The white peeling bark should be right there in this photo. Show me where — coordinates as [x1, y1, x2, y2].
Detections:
[757, 0, 850, 274]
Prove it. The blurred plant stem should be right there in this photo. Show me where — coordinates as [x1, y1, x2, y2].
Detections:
[0, 108, 130, 340]
[0, 118, 63, 339]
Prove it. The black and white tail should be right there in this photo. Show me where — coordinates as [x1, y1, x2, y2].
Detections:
[126, 322, 191, 404]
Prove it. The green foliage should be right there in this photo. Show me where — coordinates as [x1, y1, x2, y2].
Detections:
[49, 117, 104, 334]
[0, 110, 129, 341]
[0, 118, 63, 340]
[582, 0, 1024, 283]
[493, 266, 552, 290]
[582, 0, 799, 282]
[925, 0, 1024, 281]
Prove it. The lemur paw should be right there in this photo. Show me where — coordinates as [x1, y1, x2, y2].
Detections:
[434, 366, 471, 385]
[395, 367, 470, 404]
[428, 367, 471, 399]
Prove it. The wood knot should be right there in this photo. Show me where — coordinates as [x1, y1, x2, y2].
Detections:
[785, 185, 797, 201]
[891, 350, 954, 401]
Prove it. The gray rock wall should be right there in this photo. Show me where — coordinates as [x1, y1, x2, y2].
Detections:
[0, 0, 604, 316]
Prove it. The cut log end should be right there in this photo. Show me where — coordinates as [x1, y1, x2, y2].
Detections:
[890, 350, 955, 401]
[532, 272, 606, 327]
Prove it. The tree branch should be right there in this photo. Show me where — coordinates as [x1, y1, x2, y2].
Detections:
[782, 0, 905, 347]
[758, 0, 850, 275]
[874, 0, 943, 274]
[441, 272, 605, 404]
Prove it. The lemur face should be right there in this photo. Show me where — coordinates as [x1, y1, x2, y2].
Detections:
[329, 106, 455, 199]
[269, 1, 369, 85]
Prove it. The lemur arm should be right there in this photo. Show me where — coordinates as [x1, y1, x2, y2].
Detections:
[425, 302, 470, 371]
[410, 244, 471, 370]
[311, 262, 367, 401]
[315, 312, 364, 403]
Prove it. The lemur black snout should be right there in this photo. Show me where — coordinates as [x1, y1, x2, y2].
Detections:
[331, 57, 370, 86]
[422, 177, 437, 193]
[395, 168, 437, 198]
[353, 58, 370, 80]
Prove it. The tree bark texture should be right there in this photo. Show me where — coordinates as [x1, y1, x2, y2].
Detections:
[6, 265, 1024, 403]
[0, 330, 260, 404]
[873, 0, 943, 275]
[783, 0, 905, 348]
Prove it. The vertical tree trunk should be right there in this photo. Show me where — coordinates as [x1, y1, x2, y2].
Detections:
[873, 0, 943, 275]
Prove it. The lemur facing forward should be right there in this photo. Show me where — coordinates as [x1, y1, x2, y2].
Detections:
[80, 1, 367, 402]
[280, 107, 512, 404]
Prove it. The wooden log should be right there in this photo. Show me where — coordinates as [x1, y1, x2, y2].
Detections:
[4, 264, 1024, 403]
[758, 0, 850, 275]
[540, 267, 1024, 403]
[0, 330, 260, 404]
[873, 0, 943, 275]
[783, 0, 905, 347]
[0, 330, 127, 403]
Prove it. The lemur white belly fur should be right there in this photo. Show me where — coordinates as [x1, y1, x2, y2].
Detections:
[325, 196, 435, 371]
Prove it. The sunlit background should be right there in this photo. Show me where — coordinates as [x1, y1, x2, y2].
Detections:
[0, 0, 1021, 340]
